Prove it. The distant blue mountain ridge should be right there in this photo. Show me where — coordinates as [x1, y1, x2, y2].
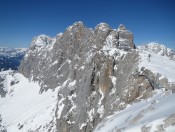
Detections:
[0, 47, 27, 71]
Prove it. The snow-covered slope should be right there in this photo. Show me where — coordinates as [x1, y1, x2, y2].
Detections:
[138, 47, 175, 82]
[0, 70, 59, 132]
[138, 42, 175, 59]
[0, 48, 27, 70]
[94, 90, 175, 132]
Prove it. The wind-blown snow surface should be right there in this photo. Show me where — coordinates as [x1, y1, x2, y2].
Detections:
[0, 70, 59, 132]
[94, 90, 175, 132]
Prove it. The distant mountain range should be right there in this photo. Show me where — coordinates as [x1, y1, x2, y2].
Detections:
[0, 48, 27, 71]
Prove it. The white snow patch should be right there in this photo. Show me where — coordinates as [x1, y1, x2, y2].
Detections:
[103, 35, 113, 50]
[52, 60, 58, 65]
[110, 76, 116, 87]
[68, 80, 76, 87]
[67, 59, 71, 64]
[80, 123, 86, 130]
[109, 76, 117, 95]
[97, 105, 104, 118]
[79, 66, 85, 70]
[0, 71, 59, 132]
[97, 88, 105, 118]
[62, 79, 70, 87]
[57, 96, 65, 119]
[98, 88, 104, 106]
[87, 108, 95, 121]
[67, 93, 77, 113]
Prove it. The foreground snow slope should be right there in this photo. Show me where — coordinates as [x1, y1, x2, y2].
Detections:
[138, 44, 175, 82]
[0, 70, 59, 132]
[94, 90, 175, 132]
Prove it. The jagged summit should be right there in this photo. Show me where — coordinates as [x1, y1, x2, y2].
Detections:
[19, 21, 136, 90]
[118, 24, 126, 30]
[66, 21, 85, 32]
[31, 34, 55, 47]
[29, 22, 135, 53]
[95, 23, 111, 32]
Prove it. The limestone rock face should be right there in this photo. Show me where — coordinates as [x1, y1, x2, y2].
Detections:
[18, 22, 148, 132]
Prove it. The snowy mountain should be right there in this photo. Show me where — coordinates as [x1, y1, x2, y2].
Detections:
[0, 22, 175, 132]
[0, 48, 27, 71]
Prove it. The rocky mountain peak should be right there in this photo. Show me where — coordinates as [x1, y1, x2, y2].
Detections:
[95, 23, 111, 32]
[29, 34, 56, 54]
[118, 24, 126, 30]
[66, 21, 85, 32]
[28, 22, 135, 54]
[73, 21, 84, 26]
[31, 34, 51, 47]
[56, 32, 63, 38]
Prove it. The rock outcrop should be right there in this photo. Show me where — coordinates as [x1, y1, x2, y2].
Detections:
[118, 24, 135, 49]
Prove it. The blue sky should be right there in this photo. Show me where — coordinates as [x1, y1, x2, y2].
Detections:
[0, 0, 175, 49]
